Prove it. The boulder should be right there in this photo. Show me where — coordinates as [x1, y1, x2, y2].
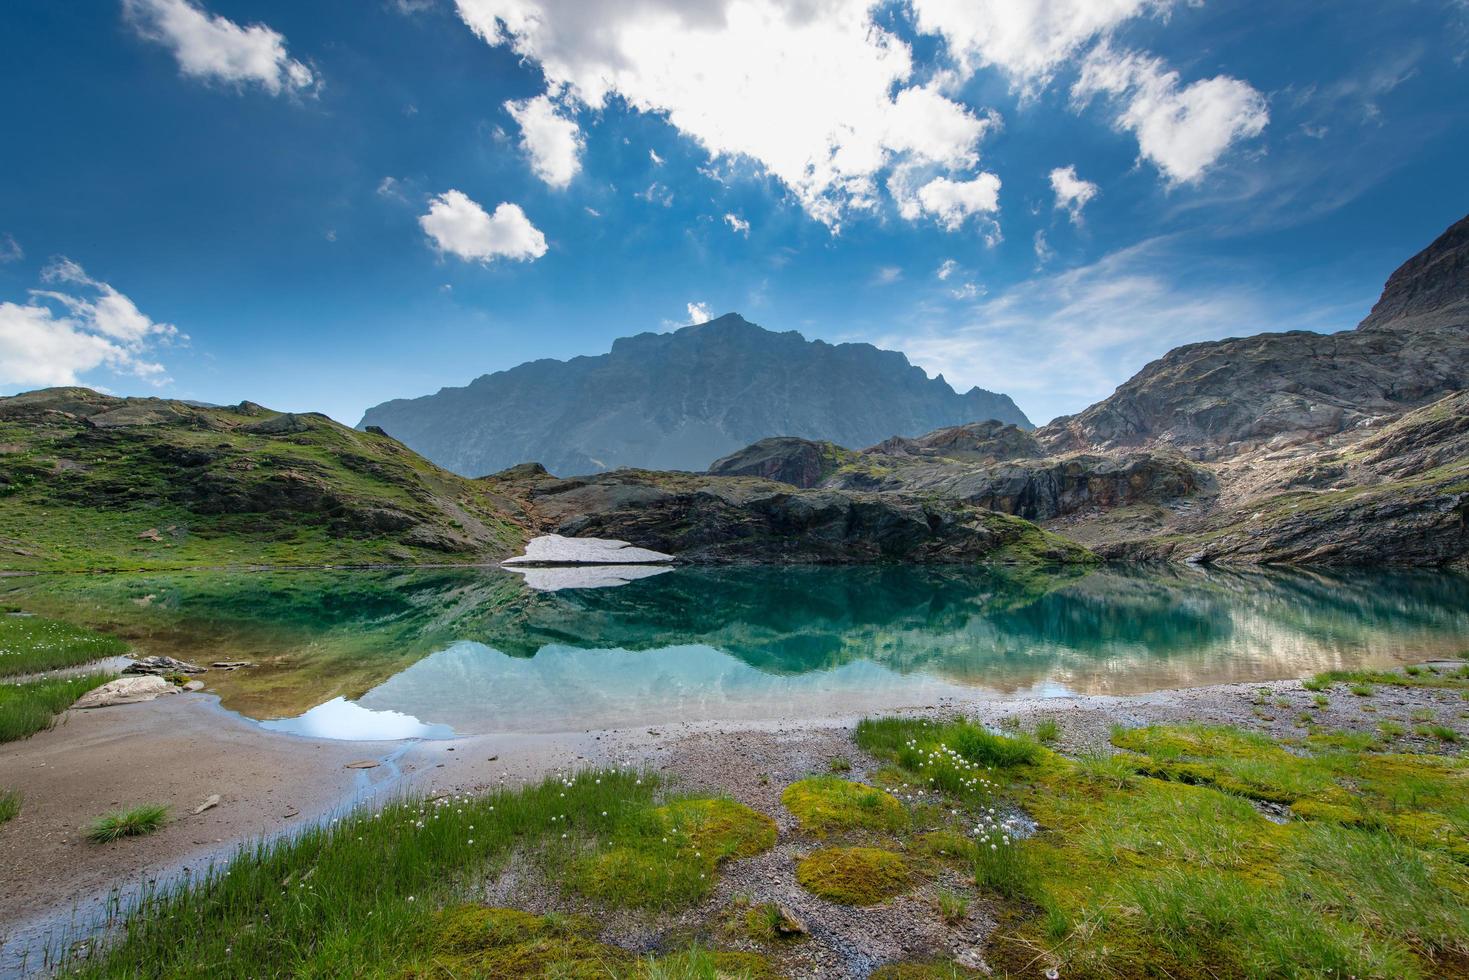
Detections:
[73, 675, 177, 709]
[125, 655, 207, 675]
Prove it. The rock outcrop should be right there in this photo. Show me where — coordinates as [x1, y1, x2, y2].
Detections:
[1037, 214, 1469, 455]
[500, 469, 1094, 565]
[360, 313, 1029, 476]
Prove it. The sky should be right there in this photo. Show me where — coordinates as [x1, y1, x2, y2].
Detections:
[1, 0, 1467, 427]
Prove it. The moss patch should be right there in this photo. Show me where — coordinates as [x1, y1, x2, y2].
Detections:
[781, 776, 906, 837]
[796, 846, 911, 905]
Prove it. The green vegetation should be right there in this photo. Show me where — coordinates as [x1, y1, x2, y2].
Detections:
[0, 388, 526, 572]
[0, 613, 128, 676]
[1309, 665, 1469, 692]
[795, 847, 911, 905]
[856, 713, 1469, 978]
[412, 907, 777, 978]
[869, 963, 984, 980]
[0, 672, 114, 743]
[780, 776, 906, 837]
[1032, 718, 1060, 744]
[934, 889, 970, 925]
[70, 772, 773, 977]
[87, 804, 169, 843]
[0, 789, 19, 824]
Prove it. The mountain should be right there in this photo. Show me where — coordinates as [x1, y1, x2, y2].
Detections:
[358, 313, 1030, 476]
[1037, 213, 1469, 455]
[0, 388, 530, 570]
[699, 211, 1469, 566]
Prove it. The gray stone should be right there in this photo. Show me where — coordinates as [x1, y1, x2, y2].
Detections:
[72, 675, 178, 709]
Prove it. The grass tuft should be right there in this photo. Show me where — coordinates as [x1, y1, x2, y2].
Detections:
[87, 804, 168, 843]
[0, 789, 19, 824]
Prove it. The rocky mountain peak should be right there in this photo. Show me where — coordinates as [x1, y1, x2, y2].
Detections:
[1358, 213, 1469, 332]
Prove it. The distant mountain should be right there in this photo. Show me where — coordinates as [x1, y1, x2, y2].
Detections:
[358, 313, 1030, 476]
[1038, 213, 1469, 454]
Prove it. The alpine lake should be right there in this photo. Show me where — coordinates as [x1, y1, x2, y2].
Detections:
[6, 563, 1468, 741]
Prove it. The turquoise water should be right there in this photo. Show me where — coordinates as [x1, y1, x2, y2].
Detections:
[7, 564, 1468, 738]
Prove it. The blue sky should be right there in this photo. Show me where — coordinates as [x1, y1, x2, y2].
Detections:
[1, 0, 1466, 426]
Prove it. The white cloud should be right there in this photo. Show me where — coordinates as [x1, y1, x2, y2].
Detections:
[936, 258, 958, 280]
[505, 94, 583, 187]
[376, 176, 406, 200]
[1074, 45, 1269, 183]
[723, 213, 750, 235]
[906, 173, 1001, 233]
[0, 234, 21, 263]
[949, 281, 982, 300]
[453, 0, 997, 228]
[881, 239, 1274, 423]
[636, 182, 674, 207]
[649, 148, 665, 165]
[418, 190, 548, 263]
[123, 0, 315, 96]
[1049, 165, 1098, 223]
[1033, 229, 1054, 264]
[0, 259, 178, 389]
[911, 0, 1170, 91]
[686, 301, 713, 324]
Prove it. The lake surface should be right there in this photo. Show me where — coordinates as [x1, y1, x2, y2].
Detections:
[6, 564, 1467, 738]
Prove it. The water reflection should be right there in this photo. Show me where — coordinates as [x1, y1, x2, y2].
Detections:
[6, 563, 1468, 736]
[259, 697, 454, 740]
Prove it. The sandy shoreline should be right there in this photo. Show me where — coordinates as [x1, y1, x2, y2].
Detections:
[2, 669, 1466, 977]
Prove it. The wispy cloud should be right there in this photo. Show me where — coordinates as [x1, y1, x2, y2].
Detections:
[878, 239, 1354, 424]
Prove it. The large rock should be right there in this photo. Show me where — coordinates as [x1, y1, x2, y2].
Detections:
[73, 675, 178, 708]
[707, 437, 850, 489]
[359, 313, 1030, 476]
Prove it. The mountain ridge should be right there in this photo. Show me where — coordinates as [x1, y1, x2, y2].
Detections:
[359, 312, 1030, 477]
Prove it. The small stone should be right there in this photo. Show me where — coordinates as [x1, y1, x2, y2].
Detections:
[192, 794, 220, 815]
[125, 655, 207, 676]
[137, 528, 163, 542]
[344, 760, 380, 769]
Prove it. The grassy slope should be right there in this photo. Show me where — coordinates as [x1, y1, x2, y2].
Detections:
[0, 388, 528, 571]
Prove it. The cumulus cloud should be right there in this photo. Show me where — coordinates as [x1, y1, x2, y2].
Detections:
[900, 172, 1002, 233]
[686, 301, 713, 324]
[418, 190, 548, 263]
[0, 259, 179, 389]
[505, 94, 583, 187]
[911, 0, 1170, 91]
[123, 0, 315, 95]
[1074, 45, 1269, 183]
[453, 0, 997, 229]
[1049, 165, 1098, 223]
[723, 213, 750, 235]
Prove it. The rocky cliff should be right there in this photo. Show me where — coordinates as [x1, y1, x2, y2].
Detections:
[359, 313, 1029, 477]
[1037, 214, 1469, 455]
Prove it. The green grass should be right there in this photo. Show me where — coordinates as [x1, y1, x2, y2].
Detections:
[0, 672, 115, 743]
[1416, 724, 1460, 743]
[0, 789, 19, 824]
[0, 614, 127, 677]
[69, 771, 773, 977]
[860, 713, 1469, 978]
[795, 846, 911, 905]
[855, 716, 1040, 805]
[1032, 719, 1060, 744]
[87, 804, 169, 843]
[935, 889, 970, 925]
[780, 776, 906, 837]
[1309, 666, 1469, 692]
